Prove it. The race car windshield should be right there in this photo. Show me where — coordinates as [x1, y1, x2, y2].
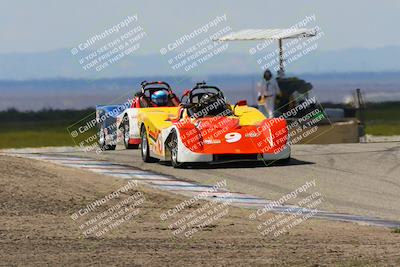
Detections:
[139, 87, 179, 107]
[189, 94, 233, 118]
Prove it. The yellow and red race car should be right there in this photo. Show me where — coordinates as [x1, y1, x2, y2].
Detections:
[138, 82, 291, 168]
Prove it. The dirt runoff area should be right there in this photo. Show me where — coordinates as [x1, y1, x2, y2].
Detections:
[1, 155, 400, 266]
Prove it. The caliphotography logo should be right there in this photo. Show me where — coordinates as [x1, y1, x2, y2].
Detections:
[1, 1, 400, 266]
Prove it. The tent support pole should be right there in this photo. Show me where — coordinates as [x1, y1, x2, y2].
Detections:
[278, 38, 284, 75]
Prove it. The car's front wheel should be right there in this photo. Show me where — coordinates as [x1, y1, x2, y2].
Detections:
[169, 130, 187, 168]
[277, 155, 291, 164]
[141, 126, 158, 163]
[98, 128, 116, 151]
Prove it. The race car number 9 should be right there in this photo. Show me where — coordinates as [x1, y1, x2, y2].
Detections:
[225, 132, 242, 143]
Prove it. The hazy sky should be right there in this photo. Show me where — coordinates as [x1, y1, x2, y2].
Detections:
[1, 0, 399, 54]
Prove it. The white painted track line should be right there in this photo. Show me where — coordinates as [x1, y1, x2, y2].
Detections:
[7, 152, 400, 228]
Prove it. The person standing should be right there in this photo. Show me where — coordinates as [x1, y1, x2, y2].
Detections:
[257, 69, 281, 118]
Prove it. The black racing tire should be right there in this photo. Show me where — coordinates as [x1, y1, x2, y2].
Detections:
[107, 144, 117, 151]
[277, 155, 291, 165]
[123, 116, 139, 149]
[99, 128, 116, 151]
[141, 126, 158, 163]
[169, 130, 187, 168]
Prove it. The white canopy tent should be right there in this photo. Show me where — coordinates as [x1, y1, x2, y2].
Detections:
[214, 28, 318, 74]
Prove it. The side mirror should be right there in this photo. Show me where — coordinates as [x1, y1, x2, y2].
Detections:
[180, 89, 191, 102]
[233, 100, 247, 115]
[181, 103, 192, 109]
[235, 100, 247, 106]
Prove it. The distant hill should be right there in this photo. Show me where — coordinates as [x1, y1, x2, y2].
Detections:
[1, 72, 400, 111]
[1, 46, 400, 80]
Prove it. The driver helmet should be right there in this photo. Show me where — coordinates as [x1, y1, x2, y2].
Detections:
[151, 90, 168, 106]
[200, 93, 212, 104]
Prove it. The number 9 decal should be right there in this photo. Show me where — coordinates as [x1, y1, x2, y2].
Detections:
[225, 132, 242, 143]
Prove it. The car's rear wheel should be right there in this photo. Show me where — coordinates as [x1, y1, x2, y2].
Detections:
[123, 117, 139, 149]
[141, 126, 158, 163]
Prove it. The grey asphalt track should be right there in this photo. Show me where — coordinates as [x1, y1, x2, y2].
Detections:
[56, 142, 400, 221]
